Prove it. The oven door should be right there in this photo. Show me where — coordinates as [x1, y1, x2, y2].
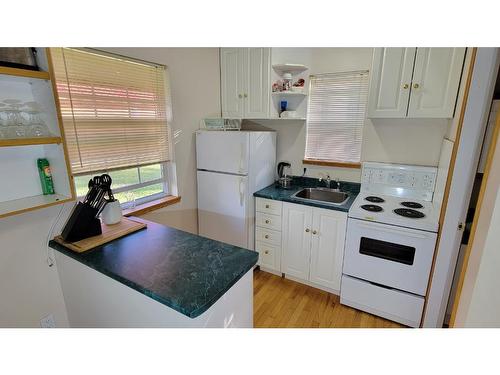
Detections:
[343, 218, 437, 296]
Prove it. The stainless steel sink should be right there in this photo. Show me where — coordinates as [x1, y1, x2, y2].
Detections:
[291, 188, 350, 206]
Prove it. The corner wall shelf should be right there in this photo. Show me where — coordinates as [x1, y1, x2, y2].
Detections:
[0, 137, 62, 148]
[272, 64, 308, 75]
[272, 91, 307, 97]
[0, 66, 51, 80]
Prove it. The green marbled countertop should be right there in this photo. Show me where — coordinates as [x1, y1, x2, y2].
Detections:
[49, 218, 258, 318]
[254, 176, 360, 212]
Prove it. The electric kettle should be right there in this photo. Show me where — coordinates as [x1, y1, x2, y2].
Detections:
[277, 162, 292, 189]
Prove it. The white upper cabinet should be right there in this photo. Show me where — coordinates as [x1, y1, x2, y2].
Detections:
[309, 208, 347, 292]
[408, 48, 466, 118]
[220, 48, 270, 119]
[367, 48, 416, 118]
[367, 47, 466, 119]
[220, 48, 245, 118]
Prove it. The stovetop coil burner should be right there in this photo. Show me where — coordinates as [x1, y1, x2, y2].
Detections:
[361, 204, 383, 212]
[393, 208, 425, 218]
[365, 196, 385, 203]
[401, 201, 424, 209]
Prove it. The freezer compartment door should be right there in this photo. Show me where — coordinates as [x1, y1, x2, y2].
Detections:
[197, 170, 249, 249]
[196, 131, 250, 174]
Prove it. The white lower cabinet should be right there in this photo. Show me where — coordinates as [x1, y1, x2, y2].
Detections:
[255, 198, 282, 275]
[309, 208, 347, 291]
[282, 202, 347, 293]
[281, 203, 313, 281]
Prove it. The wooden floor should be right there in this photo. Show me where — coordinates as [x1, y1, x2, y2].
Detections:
[254, 269, 404, 328]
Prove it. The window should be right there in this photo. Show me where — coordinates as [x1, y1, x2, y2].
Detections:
[50, 48, 173, 207]
[304, 71, 369, 165]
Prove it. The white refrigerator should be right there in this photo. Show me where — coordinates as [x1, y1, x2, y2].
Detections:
[196, 130, 276, 250]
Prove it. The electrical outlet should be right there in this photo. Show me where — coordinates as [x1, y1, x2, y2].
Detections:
[40, 314, 56, 328]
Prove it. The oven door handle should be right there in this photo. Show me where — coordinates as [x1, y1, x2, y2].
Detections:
[355, 221, 430, 239]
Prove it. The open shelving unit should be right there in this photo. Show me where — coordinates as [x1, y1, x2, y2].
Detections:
[270, 62, 309, 120]
[0, 66, 51, 80]
[272, 63, 308, 75]
[0, 136, 62, 147]
[0, 48, 75, 219]
[272, 91, 307, 97]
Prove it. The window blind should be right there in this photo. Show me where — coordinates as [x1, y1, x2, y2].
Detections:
[305, 71, 369, 163]
[50, 48, 171, 175]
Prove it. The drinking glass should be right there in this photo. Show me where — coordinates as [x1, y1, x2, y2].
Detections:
[26, 109, 50, 137]
[124, 191, 136, 210]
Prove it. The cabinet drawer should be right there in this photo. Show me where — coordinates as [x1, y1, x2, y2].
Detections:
[255, 227, 281, 246]
[340, 275, 424, 328]
[256, 212, 282, 231]
[256, 198, 282, 216]
[255, 241, 280, 271]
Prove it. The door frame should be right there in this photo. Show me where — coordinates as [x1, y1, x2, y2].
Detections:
[422, 48, 500, 327]
[449, 95, 500, 326]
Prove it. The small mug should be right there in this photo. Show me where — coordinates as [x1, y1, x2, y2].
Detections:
[102, 200, 122, 225]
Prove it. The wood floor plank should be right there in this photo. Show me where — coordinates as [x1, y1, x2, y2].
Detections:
[253, 268, 405, 329]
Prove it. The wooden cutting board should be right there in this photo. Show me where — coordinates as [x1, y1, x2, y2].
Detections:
[54, 217, 147, 253]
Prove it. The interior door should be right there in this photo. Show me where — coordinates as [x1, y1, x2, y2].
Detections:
[196, 131, 249, 174]
[408, 48, 466, 118]
[197, 170, 249, 248]
[243, 48, 270, 119]
[221, 48, 244, 118]
[282, 202, 312, 281]
[367, 47, 416, 118]
[423, 48, 500, 327]
[309, 208, 347, 292]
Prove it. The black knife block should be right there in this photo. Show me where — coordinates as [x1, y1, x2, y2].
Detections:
[61, 202, 102, 242]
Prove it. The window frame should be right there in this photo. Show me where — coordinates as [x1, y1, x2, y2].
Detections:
[51, 47, 177, 207]
[303, 70, 369, 167]
[74, 161, 172, 209]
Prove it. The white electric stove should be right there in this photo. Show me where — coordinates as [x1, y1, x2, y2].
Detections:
[341, 162, 440, 327]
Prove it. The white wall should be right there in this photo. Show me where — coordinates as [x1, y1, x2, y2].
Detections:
[102, 48, 221, 234]
[0, 205, 69, 327]
[254, 48, 459, 182]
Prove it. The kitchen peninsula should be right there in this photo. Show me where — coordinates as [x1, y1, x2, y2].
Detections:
[49, 218, 257, 327]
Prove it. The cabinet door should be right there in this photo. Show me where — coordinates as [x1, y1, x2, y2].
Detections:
[282, 203, 313, 281]
[309, 208, 347, 292]
[367, 48, 416, 118]
[243, 48, 270, 119]
[408, 48, 466, 118]
[220, 48, 245, 118]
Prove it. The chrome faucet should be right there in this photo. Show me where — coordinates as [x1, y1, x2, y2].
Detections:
[319, 174, 340, 191]
[319, 174, 332, 188]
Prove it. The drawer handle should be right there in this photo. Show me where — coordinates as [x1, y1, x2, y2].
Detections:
[264, 234, 269, 239]
[312, 230, 318, 235]
[305, 228, 310, 233]
[265, 204, 270, 208]
[265, 219, 270, 224]
[264, 250, 269, 255]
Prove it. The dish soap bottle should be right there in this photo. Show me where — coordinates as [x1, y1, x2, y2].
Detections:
[37, 158, 55, 195]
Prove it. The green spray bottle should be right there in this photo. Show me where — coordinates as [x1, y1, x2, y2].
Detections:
[37, 158, 55, 195]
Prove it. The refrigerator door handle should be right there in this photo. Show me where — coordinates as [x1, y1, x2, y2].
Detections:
[239, 143, 245, 173]
[239, 177, 245, 206]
